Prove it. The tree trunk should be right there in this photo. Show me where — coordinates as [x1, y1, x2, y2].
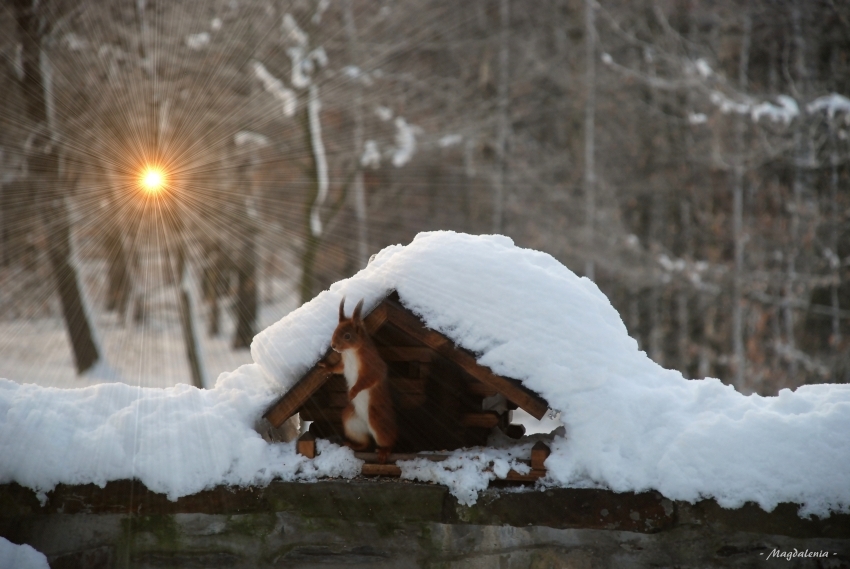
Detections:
[583, 0, 597, 281]
[14, 0, 100, 374]
[233, 206, 258, 350]
[492, 0, 510, 234]
[784, 0, 809, 377]
[299, 85, 328, 304]
[345, 0, 369, 269]
[174, 243, 205, 388]
[731, 8, 751, 390]
[104, 223, 131, 318]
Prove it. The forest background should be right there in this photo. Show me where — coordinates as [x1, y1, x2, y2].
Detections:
[1, 0, 848, 395]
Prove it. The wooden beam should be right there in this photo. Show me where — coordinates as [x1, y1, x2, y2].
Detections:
[296, 432, 316, 458]
[263, 363, 334, 427]
[465, 382, 498, 397]
[504, 469, 546, 482]
[363, 303, 389, 334]
[531, 441, 551, 471]
[261, 300, 389, 428]
[377, 346, 434, 361]
[354, 451, 450, 462]
[461, 411, 502, 428]
[388, 376, 426, 393]
[360, 463, 402, 476]
[383, 300, 549, 420]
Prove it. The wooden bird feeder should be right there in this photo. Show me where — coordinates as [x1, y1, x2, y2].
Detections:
[262, 292, 552, 480]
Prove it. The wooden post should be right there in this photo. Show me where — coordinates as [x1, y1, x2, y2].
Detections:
[531, 441, 551, 471]
[296, 432, 316, 459]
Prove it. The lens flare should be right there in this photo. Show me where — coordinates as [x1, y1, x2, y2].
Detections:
[140, 168, 165, 193]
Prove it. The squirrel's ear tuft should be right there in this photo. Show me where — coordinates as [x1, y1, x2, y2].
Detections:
[339, 297, 346, 321]
[353, 299, 365, 323]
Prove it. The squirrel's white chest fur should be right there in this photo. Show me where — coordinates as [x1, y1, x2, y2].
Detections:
[341, 349, 371, 423]
[341, 349, 360, 388]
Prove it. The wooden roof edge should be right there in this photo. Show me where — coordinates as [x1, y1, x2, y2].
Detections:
[262, 299, 391, 428]
[381, 297, 550, 420]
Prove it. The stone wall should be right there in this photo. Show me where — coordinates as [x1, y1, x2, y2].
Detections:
[1, 479, 848, 568]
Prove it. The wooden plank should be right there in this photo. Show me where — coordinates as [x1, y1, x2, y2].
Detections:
[261, 301, 388, 428]
[363, 303, 389, 334]
[263, 362, 335, 427]
[377, 346, 434, 361]
[296, 432, 316, 458]
[383, 300, 549, 420]
[354, 452, 450, 463]
[360, 464, 402, 476]
[504, 469, 546, 482]
[465, 382, 498, 397]
[396, 391, 426, 409]
[461, 411, 502, 429]
[389, 376, 426, 393]
[531, 441, 551, 471]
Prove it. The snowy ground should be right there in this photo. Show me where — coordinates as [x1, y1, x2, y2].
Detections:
[0, 259, 297, 389]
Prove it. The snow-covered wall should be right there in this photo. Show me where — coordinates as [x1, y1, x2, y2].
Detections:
[1, 232, 848, 516]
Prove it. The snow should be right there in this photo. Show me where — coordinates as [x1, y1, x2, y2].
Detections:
[360, 140, 381, 168]
[252, 62, 296, 118]
[438, 134, 463, 148]
[2, 232, 849, 517]
[808, 93, 850, 119]
[308, 83, 329, 236]
[710, 91, 799, 125]
[0, 365, 358, 501]
[185, 33, 210, 50]
[235, 131, 270, 148]
[391, 117, 419, 167]
[0, 538, 49, 569]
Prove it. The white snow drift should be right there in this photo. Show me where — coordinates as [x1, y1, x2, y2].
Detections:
[1, 232, 848, 516]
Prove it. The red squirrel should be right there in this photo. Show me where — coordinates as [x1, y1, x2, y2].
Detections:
[320, 297, 397, 463]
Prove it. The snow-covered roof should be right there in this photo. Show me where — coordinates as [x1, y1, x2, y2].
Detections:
[1, 232, 849, 515]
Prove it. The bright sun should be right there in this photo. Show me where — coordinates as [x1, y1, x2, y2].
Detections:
[140, 168, 165, 193]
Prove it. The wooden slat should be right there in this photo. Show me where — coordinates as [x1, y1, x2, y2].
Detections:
[363, 302, 390, 333]
[360, 464, 402, 476]
[261, 301, 389, 427]
[354, 451, 450, 462]
[396, 391, 426, 409]
[465, 382, 498, 397]
[461, 411, 502, 429]
[389, 376, 426, 393]
[377, 346, 434, 362]
[263, 362, 334, 427]
[504, 469, 546, 482]
[383, 300, 549, 420]
[531, 441, 551, 471]
[296, 432, 316, 458]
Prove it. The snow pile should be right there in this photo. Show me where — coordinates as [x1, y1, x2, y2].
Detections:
[253, 232, 850, 516]
[0, 537, 49, 569]
[398, 435, 538, 506]
[0, 365, 361, 501]
[1, 231, 848, 517]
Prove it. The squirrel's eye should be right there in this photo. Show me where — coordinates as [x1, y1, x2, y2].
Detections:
[344, 333, 351, 340]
